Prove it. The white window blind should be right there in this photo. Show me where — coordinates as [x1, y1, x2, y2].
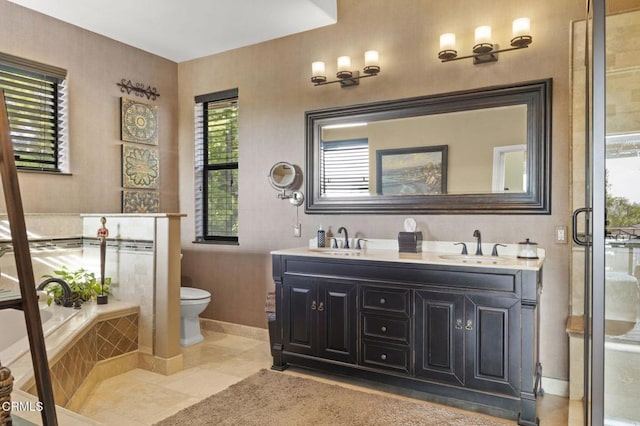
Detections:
[321, 138, 369, 196]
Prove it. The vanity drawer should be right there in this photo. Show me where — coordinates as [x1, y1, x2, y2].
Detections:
[362, 341, 410, 374]
[362, 314, 410, 345]
[362, 287, 410, 315]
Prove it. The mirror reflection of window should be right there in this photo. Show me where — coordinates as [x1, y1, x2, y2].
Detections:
[492, 145, 527, 193]
[320, 138, 370, 196]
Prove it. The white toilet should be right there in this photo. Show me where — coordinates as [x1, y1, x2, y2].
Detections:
[180, 287, 211, 346]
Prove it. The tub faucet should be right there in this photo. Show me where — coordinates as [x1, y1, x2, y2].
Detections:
[338, 227, 349, 249]
[37, 278, 73, 308]
[473, 229, 482, 256]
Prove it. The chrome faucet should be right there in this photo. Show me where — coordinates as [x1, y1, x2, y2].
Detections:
[338, 227, 349, 249]
[473, 229, 482, 256]
[37, 278, 73, 307]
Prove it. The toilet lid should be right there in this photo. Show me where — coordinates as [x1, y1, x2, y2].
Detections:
[180, 287, 211, 300]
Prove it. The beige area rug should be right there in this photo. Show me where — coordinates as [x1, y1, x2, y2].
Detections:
[154, 369, 513, 425]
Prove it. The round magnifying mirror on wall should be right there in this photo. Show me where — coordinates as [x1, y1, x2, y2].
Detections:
[268, 162, 301, 191]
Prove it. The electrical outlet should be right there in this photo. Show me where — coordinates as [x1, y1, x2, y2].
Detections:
[293, 224, 301, 238]
[555, 225, 567, 244]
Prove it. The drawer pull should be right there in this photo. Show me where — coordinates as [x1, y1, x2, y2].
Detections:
[455, 319, 463, 330]
[380, 354, 387, 361]
[311, 301, 317, 310]
[380, 326, 387, 333]
[379, 298, 386, 305]
[318, 302, 324, 312]
[465, 320, 473, 331]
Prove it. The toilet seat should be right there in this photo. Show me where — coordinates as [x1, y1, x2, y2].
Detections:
[180, 287, 211, 301]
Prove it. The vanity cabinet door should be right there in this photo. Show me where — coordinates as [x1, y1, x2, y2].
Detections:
[282, 277, 316, 357]
[282, 276, 357, 364]
[414, 290, 465, 385]
[465, 292, 521, 396]
[317, 280, 357, 363]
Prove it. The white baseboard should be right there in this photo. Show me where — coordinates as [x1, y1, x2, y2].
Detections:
[541, 376, 569, 397]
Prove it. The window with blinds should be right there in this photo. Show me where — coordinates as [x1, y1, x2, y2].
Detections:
[194, 89, 239, 243]
[0, 53, 67, 172]
[321, 138, 369, 196]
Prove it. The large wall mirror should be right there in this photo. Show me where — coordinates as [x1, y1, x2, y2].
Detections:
[305, 79, 551, 214]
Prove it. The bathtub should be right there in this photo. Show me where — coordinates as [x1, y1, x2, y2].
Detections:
[0, 304, 79, 366]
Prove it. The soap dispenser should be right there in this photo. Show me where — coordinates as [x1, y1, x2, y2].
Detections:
[317, 225, 326, 248]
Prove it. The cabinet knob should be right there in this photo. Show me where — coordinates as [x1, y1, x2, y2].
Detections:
[318, 302, 324, 312]
[465, 320, 473, 331]
[311, 301, 317, 310]
[455, 319, 463, 330]
[379, 298, 386, 304]
[380, 326, 387, 333]
[380, 354, 387, 361]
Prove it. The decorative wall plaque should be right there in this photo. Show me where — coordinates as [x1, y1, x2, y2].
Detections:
[121, 145, 159, 189]
[122, 190, 160, 213]
[121, 97, 158, 145]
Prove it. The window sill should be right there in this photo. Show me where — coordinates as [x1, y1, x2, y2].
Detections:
[18, 169, 72, 176]
[192, 240, 239, 246]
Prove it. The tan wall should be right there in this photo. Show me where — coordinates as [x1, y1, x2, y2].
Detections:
[0, 0, 179, 214]
[178, 0, 585, 381]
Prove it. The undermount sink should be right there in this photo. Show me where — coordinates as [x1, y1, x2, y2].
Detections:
[309, 248, 362, 256]
[439, 254, 508, 265]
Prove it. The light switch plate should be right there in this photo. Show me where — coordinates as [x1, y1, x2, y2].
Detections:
[555, 225, 567, 244]
[293, 224, 301, 237]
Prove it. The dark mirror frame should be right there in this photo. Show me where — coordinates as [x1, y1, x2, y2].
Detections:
[305, 79, 552, 214]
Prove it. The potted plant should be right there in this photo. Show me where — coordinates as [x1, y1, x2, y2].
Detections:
[41, 266, 111, 306]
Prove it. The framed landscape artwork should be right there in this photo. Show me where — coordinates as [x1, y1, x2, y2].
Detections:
[376, 145, 448, 195]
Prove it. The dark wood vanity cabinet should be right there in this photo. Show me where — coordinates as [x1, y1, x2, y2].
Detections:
[415, 289, 521, 396]
[281, 276, 357, 364]
[271, 254, 542, 425]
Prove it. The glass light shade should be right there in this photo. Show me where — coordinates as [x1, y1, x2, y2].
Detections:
[440, 33, 456, 51]
[337, 56, 351, 72]
[474, 26, 492, 45]
[512, 18, 530, 37]
[311, 61, 325, 77]
[364, 51, 379, 67]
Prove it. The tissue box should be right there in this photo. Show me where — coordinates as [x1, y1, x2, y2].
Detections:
[398, 231, 423, 253]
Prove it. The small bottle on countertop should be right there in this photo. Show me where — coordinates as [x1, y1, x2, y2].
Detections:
[317, 225, 326, 248]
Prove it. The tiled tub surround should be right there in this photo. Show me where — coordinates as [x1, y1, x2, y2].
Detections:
[0, 213, 185, 377]
[25, 312, 139, 408]
[7, 301, 138, 424]
[82, 214, 185, 375]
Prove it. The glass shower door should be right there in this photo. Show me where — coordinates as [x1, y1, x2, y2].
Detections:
[601, 6, 640, 424]
[582, 1, 640, 424]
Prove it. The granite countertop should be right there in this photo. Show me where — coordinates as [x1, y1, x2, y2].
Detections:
[272, 239, 545, 271]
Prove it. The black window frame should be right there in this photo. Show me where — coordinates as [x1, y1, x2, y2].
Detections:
[0, 52, 66, 172]
[196, 88, 239, 244]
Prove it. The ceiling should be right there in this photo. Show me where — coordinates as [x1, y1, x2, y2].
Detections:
[7, 0, 337, 63]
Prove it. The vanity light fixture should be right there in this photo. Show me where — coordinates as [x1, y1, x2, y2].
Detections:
[438, 18, 532, 65]
[311, 51, 380, 88]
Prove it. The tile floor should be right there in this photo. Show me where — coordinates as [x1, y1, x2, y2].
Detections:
[79, 329, 578, 425]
